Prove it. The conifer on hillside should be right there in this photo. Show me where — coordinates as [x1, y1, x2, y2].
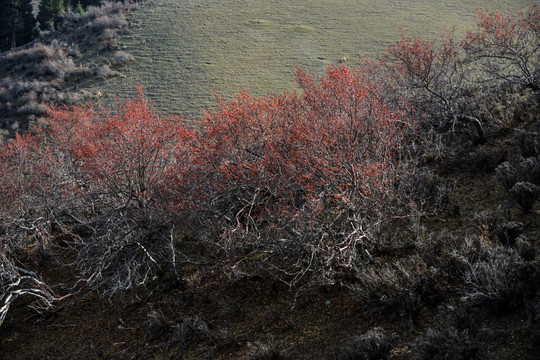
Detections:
[37, 0, 65, 31]
[0, 0, 36, 50]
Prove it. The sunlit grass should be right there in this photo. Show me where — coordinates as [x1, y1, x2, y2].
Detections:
[85, 0, 534, 118]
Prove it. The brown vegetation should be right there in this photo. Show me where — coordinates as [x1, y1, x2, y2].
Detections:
[0, 1, 135, 137]
[0, 5, 539, 360]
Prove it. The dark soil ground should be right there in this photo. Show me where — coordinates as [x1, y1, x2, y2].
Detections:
[0, 264, 536, 359]
[1, 153, 538, 359]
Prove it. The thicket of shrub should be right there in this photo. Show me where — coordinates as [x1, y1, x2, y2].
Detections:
[0, 7, 539, 352]
[0, 62, 416, 294]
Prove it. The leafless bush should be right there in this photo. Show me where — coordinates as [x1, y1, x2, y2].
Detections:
[383, 31, 487, 145]
[462, 6, 540, 91]
[515, 235, 537, 261]
[492, 221, 523, 246]
[1, 79, 50, 98]
[89, 15, 128, 33]
[396, 166, 454, 215]
[495, 161, 517, 190]
[82, 1, 132, 22]
[98, 37, 119, 51]
[341, 327, 395, 360]
[67, 45, 81, 58]
[410, 328, 478, 360]
[112, 50, 134, 66]
[467, 85, 539, 133]
[0, 87, 12, 103]
[16, 101, 47, 116]
[348, 256, 436, 327]
[462, 144, 508, 173]
[1, 1, 137, 135]
[3, 41, 72, 75]
[351, 258, 420, 303]
[509, 182, 540, 211]
[14, 89, 38, 106]
[414, 230, 459, 267]
[96, 64, 114, 78]
[460, 245, 539, 309]
[54, 91, 86, 104]
[0, 40, 78, 132]
[70, 209, 178, 295]
[4, 43, 56, 67]
[9, 121, 20, 131]
[101, 28, 116, 40]
[37, 57, 76, 79]
[473, 210, 505, 241]
[67, 66, 93, 81]
[446, 232, 498, 271]
[413, 229, 537, 312]
[512, 129, 540, 158]
[495, 156, 540, 190]
[516, 156, 540, 183]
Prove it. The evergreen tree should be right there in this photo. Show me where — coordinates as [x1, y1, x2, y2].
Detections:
[79, 0, 101, 8]
[37, 0, 65, 31]
[74, 1, 84, 15]
[0, 0, 37, 51]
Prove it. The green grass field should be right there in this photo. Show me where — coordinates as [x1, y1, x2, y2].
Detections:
[91, 0, 534, 118]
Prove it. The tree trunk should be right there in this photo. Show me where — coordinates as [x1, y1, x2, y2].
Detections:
[10, 32, 16, 49]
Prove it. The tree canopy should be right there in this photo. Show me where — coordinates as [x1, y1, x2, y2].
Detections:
[0, 0, 36, 50]
[37, 0, 65, 31]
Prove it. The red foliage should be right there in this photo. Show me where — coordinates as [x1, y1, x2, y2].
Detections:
[463, 5, 540, 89]
[0, 68, 413, 268]
[42, 86, 196, 211]
[199, 90, 306, 204]
[383, 29, 467, 127]
[0, 133, 52, 217]
[0, 68, 413, 283]
[296, 65, 408, 202]
[0, 4, 536, 294]
[197, 65, 413, 247]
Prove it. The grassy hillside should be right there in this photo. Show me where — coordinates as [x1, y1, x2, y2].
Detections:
[0, 2, 539, 360]
[91, 0, 534, 118]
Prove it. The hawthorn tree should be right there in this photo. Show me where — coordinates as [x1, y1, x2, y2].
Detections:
[382, 5, 540, 147]
[40, 88, 195, 292]
[383, 31, 485, 143]
[194, 65, 414, 283]
[463, 5, 540, 90]
[43, 87, 194, 211]
[22, 67, 413, 288]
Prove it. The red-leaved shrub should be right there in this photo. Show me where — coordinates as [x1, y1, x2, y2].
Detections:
[463, 5, 540, 90]
[42, 86, 196, 211]
[192, 65, 413, 281]
[0, 61, 415, 288]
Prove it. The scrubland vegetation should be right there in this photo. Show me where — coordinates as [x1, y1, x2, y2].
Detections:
[0, 1, 135, 137]
[0, 4, 539, 359]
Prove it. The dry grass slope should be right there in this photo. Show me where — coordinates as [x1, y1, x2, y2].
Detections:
[91, 0, 534, 118]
